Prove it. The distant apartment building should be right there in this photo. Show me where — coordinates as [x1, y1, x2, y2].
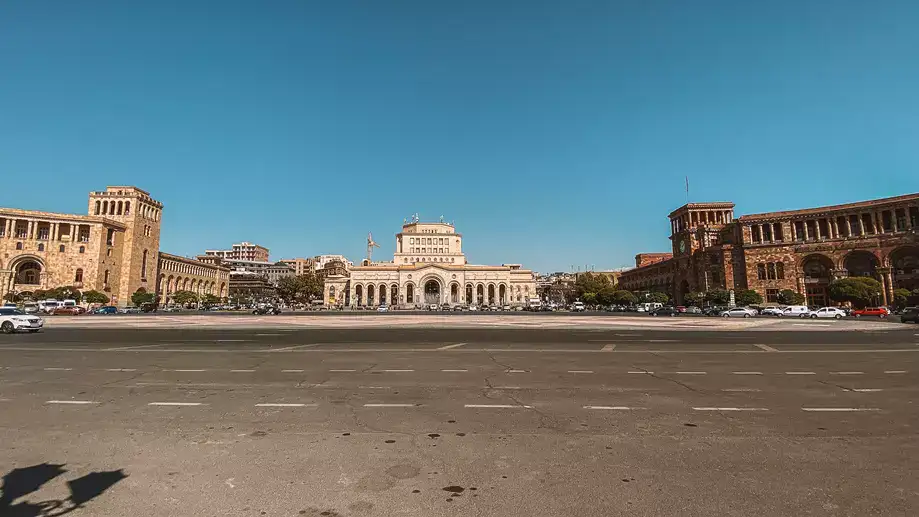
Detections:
[278, 257, 314, 276]
[220, 259, 294, 286]
[205, 242, 269, 262]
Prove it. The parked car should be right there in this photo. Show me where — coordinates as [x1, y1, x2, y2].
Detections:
[377, 305, 389, 312]
[571, 302, 586, 312]
[120, 306, 142, 314]
[252, 306, 282, 315]
[852, 307, 889, 318]
[808, 307, 846, 319]
[721, 307, 756, 318]
[780, 305, 810, 317]
[702, 306, 723, 316]
[453, 305, 465, 311]
[93, 306, 118, 315]
[502, 305, 511, 311]
[51, 306, 86, 316]
[674, 306, 687, 313]
[760, 307, 784, 316]
[650, 306, 680, 317]
[0, 307, 44, 333]
[22, 303, 40, 314]
[684, 306, 703, 314]
[900, 306, 919, 323]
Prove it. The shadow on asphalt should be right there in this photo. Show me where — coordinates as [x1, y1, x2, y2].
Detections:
[0, 463, 127, 516]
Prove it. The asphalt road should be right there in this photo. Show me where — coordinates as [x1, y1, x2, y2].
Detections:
[1, 328, 917, 516]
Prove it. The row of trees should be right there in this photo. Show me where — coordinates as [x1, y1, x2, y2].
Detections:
[4, 287, 111, 305]
[275, 273, 324, 306]
[828, 277, 919, 308]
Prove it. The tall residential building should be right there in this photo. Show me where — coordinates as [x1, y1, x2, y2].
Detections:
[278, 257, 315, 276]
[205, 242, 269, 262]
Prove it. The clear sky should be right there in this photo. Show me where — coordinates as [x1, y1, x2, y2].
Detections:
[2, 1, 917, 272]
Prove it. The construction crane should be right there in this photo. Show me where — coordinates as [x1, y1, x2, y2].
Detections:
[366, 232, 380, 262]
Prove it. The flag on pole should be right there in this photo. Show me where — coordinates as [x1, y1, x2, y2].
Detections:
[685, 176, 690, 201]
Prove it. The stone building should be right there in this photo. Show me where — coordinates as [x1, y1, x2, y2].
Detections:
[278, 257, 315, 276]
[156, 253, 230, 304]
[619, 194, 919, 306]
[219, 259, 294, 286]
[322, 220, 536, 308]
[1, 186, 228, 307]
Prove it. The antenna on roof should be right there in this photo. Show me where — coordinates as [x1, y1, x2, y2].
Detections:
[685, 176, 690, 203]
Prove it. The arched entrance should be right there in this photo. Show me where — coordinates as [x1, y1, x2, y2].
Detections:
[476, 284, 485, 305]
[355, 285, 364, 306]
[465, 284, 473, 305]
[487, 285, 496, 305]
[406, 284, 415, 305]
[499, 284, 506, 304]
[424, 279, 441, 305]
[367, 283, 375, 306]
[450, 283, 459, 304]
[379, 284, 387, 306]
[844, 251, 879, 279]
[802, 254, 834, 307]
[14, 260, 43, 287]
[890, 246, 919, 291]
[390, 284, 399, 306]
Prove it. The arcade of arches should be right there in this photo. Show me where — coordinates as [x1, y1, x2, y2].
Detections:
[344, 276, 528, 307]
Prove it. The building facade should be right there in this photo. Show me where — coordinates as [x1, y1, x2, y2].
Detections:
[219, 259, 294, 286]
[156, 253, 230, 304]
[205, 242, 269, 262]
[279, 257, 315, 276]
[619, 194, 919, 306]
[323, 220, 536, 308]
[2, 186, 229, 307]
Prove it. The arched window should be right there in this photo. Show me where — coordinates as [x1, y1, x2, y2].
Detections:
[104, 270, 110, 285]
[37, 243, 44, 252]
[59, 245, 65, 252]
[74, 269, 84, 283]
[124, 201, 130, 215]
[95, 201, 101, 215]
[141, 249, 148, 278]
[15, 242, 22, 250]
[79, 246, 85, 254]
[117, 201, 123, 215]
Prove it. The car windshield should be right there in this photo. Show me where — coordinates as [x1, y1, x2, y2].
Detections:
[0, 308, 25, 316]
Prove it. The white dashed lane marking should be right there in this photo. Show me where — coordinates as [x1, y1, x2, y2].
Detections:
[601, 344, 616, 352]
[383, 369, 415, 372]
[105, 368, 137, 372]
[628, 371, 654, 374]
[465, 404, 533, 409]
[329, 369, 356, 372]
[722, 388, 761, 392]
[46, 400, 97, 405]
[675, 371, 707, 375]
[441, 369, 468, 372]
[754, 344, 779, 352]
[832, 372, 864, 375]
[173, 369, 206, 372]
[568, 370, 594, 374]
[801, 407, 880, 412]
[506, 369, 528, 373]
[43, 368, 72, 371]
[732, 371, 763, 375]
[693, 407, 769, 412]
[884, 370, 907, 374]
[437, 343, 467, 350]
[230, 369, 255, 373]
[255, 403, 317, 408]
[785, 371, 816, 375]
[148, 402, 205, 406]
[583, 406, 644, 410]
[363, 403, 418, 408]
[851, 389, 884, 392]
[281, 369, 304, 373]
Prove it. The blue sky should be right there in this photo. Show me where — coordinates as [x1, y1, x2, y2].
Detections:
[2, 1, 917, 272]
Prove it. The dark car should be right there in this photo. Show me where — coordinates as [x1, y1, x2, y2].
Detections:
[650, 306, 680, 317]
[252, 306, 281, 315]
[94, 306, 118, 314]
[901, 307, 919, 324]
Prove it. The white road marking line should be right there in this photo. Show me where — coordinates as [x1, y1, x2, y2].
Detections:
[271, 344, 318, 351]
[601, 344, 616, 351]
[359, 386, 391, 389]
[441, 369, 468, 372]
[255, 403, 317, 407]
[105, 368, 137, 372]
[785, 371, 816, 375]
[583, 406, 644, 410]
[754, 344, 779, 352]
[851, 388, 884, 392]
[148, 402, 205, 406]
[568, 370, 594, 374]
[174, 369, 206, 372]
[104, 344, 168, 351]
[46, 400, 97, 405]
[363, 403, 418, 407]
[255, 333, 282, 336]
[506, 369, 528, 373]
[43, 367, 73, 371]
[464, 404, 532, 409]
[693, 407, 769, 411]
[216, 339, 249, 342]
[732, 371, 763, 375]
[281, 369, 304, 373]
[628, 371, 654, 374]
[614, 333, 640, 336]
[884, 370, 907, 374]
[330, 369, 357, 372]
[493, 386, 523, 389]
[383, 369, 414, 372]
[230, 369, 255, 372]
[675, 371, 707, 375]
[722, 388, 762, 392]
[438, 342, 468, 350]
[648, 339, 677, 343]
[801, 407, 880, 412]
[832, 371, 864, 375]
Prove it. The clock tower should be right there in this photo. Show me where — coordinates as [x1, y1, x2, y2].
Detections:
[669, 202, 736, 257]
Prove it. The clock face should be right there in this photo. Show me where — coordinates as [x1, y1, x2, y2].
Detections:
[679, 239, 686, 253]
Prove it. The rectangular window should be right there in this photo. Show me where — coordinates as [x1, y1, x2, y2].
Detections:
[765, 289, 780, 303]
[15, 226, 27, 239]
[794, 221, 805, 241]
[762, 224, 772, 242]
[817, 219, 829, 239]
[895, 208, 907, 230]
[38, 227, 49, 240]
[773, 223, 784, 241]
[805, 220, 817, 240]
[104, 270, 110, 285]
[106, 229, 115, 246]
[776, 262, 785, 279]
[751, 225, 762, 243]
[59, 245, 65, 252]
[882, 211, 893, 232]
[910, 207, 918, 228]
[757, 263, 767, 280]
[861, 213, 875, 234]
[79, 228, 90, 242]
[837, 216, 849, 237]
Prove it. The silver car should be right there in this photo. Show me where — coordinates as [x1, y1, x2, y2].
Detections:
[720, 307, 756, 318]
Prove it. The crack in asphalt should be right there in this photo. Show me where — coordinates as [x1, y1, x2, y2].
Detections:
[632, 366, 703, 393]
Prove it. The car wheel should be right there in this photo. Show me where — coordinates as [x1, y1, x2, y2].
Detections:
[811, 314, 818, 319]
[835, 314, 842, 319]
[0, 321, 14, 334]
[880, 314, 886, 318]
[722, 314, 729, 318]
[670, 313, 675, 317]
[743, 314, 750, 318]
[854, 314, 861, 319]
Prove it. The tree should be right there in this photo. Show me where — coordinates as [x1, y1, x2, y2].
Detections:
[735, 289, 763, 306]
[705, 289, 731, 306]
[611, 290, 637, 305]
[596, 286, 618, 306]
[3, 291, 21, 303]
[172, 290, 199, 306]
[131, 288, 155, 306]
[892, 288, 911, 308]
[582, 292, 597, 305]
[777, 289, 805, 306]
[83, 290, 110, 305]
[574, 273, 611, 301]
[201, 293, 220, 306]
[276, 273, 324, 306]
[44, 286, 82, 303]
[828, 277, 882, 308]
[684, 291, 705, 307]
[647, 292, 670, 304]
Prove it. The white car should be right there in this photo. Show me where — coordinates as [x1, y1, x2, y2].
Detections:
[807, 307, 846, 319]
[0, 307, 45, 333]
[781, 305, 810, 317]
[377, 305, 389, 312]
[721, 307, 756, 318]
[760, 307, 784, 316]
